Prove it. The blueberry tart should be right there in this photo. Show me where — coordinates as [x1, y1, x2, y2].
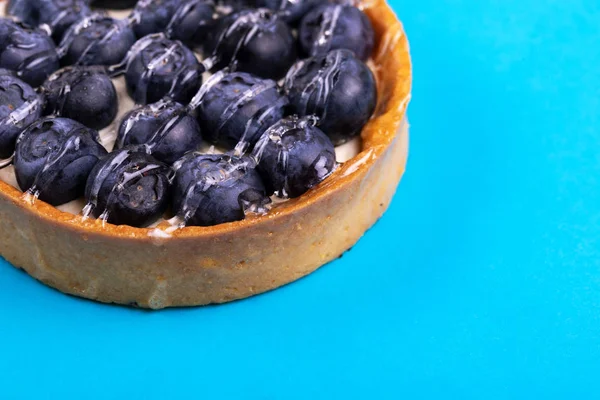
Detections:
[0, 0, 411, 309]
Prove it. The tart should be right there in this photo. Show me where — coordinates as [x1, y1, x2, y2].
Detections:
[0, 0, 411, 309]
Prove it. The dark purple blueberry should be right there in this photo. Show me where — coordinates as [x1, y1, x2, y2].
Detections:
[284, 49, 377, 145]
[165, 0, 216, 48]
[6, 0, 35, 27]
[193, 71, 288, 149]
[0, 19, 60, 87]
[58, 15, 136, 67]
[172, 152, 269, 226]
[129, 0, 185, 39]
[253, 115, 335, 198]
[84, 149, 172, 227]
[8, 0, 92, 43]
[206, 9, 297, 80]
[115, 99, 202, 165]
[91, 0, 138, 9]
[42, 66, 118, 130]
[299, 4, 374, 61]
[14, 116, 107, 206]
[124, 34, 204, 105]
[0, 74, 44, 159]
[39, 0, 92, 42]
[253, 0, 326, 24]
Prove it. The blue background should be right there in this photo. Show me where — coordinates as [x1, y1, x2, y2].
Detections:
[1, 0, 599, 398]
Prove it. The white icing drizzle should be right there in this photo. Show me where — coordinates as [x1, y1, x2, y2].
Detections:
[57, 14, 126, 65]
[173, 154, 260, 228]
[216, 79, 277, 134]
[187, 69, 229, 110]
[211, 9, 275, 69]
[310, 5, 342, 56]
[251, 115, 319, 198]
[0, 94, 43, 166]
[82, 149, 132, 220]
[26, 134, 82, 200]
[284, 50, 343, 119]
[106, 32, 162, 76]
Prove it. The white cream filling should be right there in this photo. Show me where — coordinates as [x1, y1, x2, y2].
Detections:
[0, 5, 362, 217]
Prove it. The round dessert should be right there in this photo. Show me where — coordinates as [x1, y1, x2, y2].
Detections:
[0, 0, 412, 309]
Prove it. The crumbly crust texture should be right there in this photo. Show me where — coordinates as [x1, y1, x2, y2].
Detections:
[0, 0, 412, 308]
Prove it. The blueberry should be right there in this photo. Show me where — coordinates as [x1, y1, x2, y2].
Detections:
[39, 0, 92, 42]
[13, 116, 107, 206]
[253, 115, 335, 198]
[58, 15, 136, 67]
[116, 99, 202, 165]
[130, 0, 185, 39]
[194, 71, 288, 149]
[206, 9, 297, 80]
[299, 4, 374, 61]
[172, 152, 269, 226]
[6, 0, 34, 26]
[0, 73, 44, 159]
[0, 19, 60, 87]
[165, 0, 216, 48]
[7, 0, 92, 43]
[84, 149, 172, 227]
[91, 0, 138, 9]
[252, 0, 325, 24]
[125, 34, 204, 105]
[284, 49, 377, 145]
[42, 66, 118, 130]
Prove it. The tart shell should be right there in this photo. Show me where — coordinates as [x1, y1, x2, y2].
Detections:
[0, 0, 412, 309]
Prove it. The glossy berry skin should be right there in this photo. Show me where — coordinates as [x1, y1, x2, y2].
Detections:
[116, 99, 202, 165]
[206, 9, 297, 80]
[6, 0, 31, 24]
[130, 0, 185, 39]
[0, 19, 60, 87]
[284, 49, 377, 145]
[7, 0, 92, 43]
[252, 0, 325, 24]
[195, 71, 288, 150]
[299, 4, 374, 61]
[59, 16, 136, 67]
[253, 116, 335, 198]
[0, 74, 44, 159]
[43, 66, 118, 131]
[84, 149, 172, 227]
[91, 0, 138, 9]
[172, 153, 269, 226]
[165, 0, 216, 48]
[125, 35, 204, 105]
[14, 117, 107, 206]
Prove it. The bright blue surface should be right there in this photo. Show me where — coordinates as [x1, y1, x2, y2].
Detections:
[2, 0, 600, 398]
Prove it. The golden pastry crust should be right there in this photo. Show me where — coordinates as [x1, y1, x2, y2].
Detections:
[0, 0, 412, 308]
